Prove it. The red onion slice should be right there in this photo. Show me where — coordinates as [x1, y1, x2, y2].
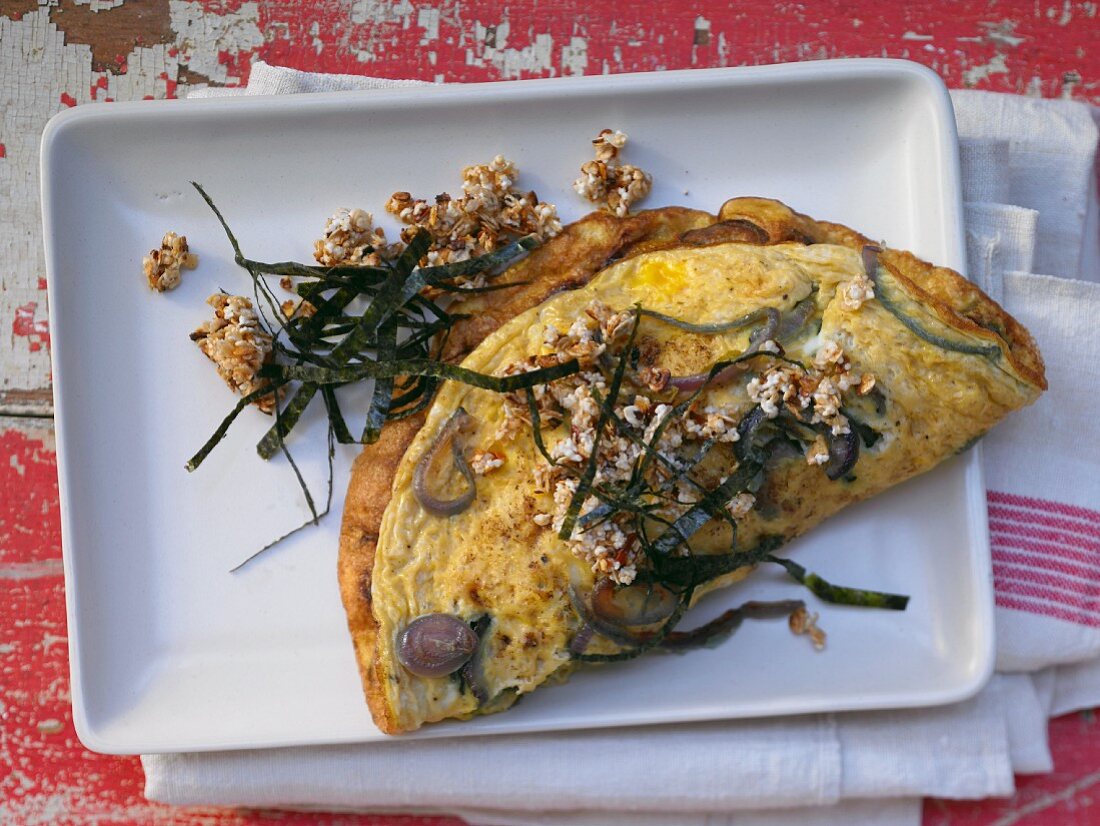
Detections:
[397, 613, 479, 678]
[667, 308, 780, 392]
[862, 244, 882, 278]
[824, 429, 860, 481]
[413, 407, 477, 516]
[591, 579, 679, 627]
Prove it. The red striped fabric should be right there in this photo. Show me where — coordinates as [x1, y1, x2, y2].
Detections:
[988, 491, 1100, 627]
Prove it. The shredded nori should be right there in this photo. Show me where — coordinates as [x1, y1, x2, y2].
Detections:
[766, 555, 910, 610]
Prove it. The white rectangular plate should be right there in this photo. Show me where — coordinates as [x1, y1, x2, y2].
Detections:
[42, 59, 993, 755]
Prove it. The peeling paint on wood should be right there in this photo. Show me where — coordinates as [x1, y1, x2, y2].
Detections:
[1, 0, 1096, 417]
[2, 1, 1099, 823]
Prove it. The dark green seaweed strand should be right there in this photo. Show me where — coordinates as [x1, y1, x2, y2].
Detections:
[191, 182, 243, 261]
[650, 458, 762, 556]
[362, 318, 398, 443]
[867, 260, 1001, 358]
[270, 386, 320, 523]
[229, 423, 336, 573]
[257, 236, 434, 460]
[524, 387, 558, 467]
[185, 381, 285, 471]
[265, 357, 579, 393]
[321, 386, 355, 444]
[558, 314, 641, 541]
[256, 383, 319, 460]
[432, 279, 532, 295]
[649, 535, 784, 588]
[767, 555, 910, 610]
[415, 235, 540, 282]
[578, 437, 718, 529]
[323, 231, 433, 366]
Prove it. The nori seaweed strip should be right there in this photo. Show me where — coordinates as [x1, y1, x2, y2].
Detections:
[191, 182, 245, 261]
[185, 381, 286, 471]
[265, 358, 580, 392]
[255, 234, 433, 460]
[558, 314, 641, 541]
[415, 235, 540, 281]
[643, 536, 785, 588]
[229, 422, 337, 573]
[524, 387, 558, 467]
[577, 437, 718, 529]
[766, 555, 910, 610]
[321, 386, 355, 445]
[431, 280, 532, 295]
[323, 230, 433, 366]
[649, 458, 763, 556]
[257, 383, 320, 460]
[362, 318, 398, 443]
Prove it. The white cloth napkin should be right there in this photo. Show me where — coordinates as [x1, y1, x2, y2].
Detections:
[156, 64, 1100, 826]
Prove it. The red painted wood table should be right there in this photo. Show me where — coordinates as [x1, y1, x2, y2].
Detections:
[1, 2, 1097, 824]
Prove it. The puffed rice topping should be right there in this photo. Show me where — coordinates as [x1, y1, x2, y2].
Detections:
[190, 294, 276, 413]
[573, 129, 653, 218]
[314, 207, 399, 267]
[384, 155, 562, 286]
[144, 231, 198, 292]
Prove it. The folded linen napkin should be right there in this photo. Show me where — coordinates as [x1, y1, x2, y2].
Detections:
[155, 64, 1100, 826]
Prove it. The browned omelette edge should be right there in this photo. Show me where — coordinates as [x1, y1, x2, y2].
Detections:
[337, 206, 714, 734]
[338, 197, 1047, 734]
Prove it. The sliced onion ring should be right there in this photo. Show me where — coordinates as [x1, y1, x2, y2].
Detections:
[397, 613, 479, 678]
[413, 407, 477, 516]
[824, 428, 860, 481]
[861, 244, 882, 278]
[667, 309, 781, 393]
[591, 579, 679, 627]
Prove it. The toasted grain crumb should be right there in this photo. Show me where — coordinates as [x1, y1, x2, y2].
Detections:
[385, 155, 561, 286]
[789, 605, 827, 650]
[144, 231, 198, 292]
[470, 449, 505, 475]
[573, 129, 652, 217]
[314, 207, 400, 267]
[190, 294, 276, 413]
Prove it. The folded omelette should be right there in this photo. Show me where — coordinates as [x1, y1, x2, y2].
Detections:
[338, 198, 1045, 735]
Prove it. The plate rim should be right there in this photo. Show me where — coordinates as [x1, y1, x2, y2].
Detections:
[41, 57, 991, 755]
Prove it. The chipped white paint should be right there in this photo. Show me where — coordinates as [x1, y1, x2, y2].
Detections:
[350, 0, 415, 27]
[169, 0, 264, 85]
[0, 559, 65, 580]
[417, 7, 440, 43]
[467, 20, 554, 79]
[964, 52, 1009, 85]
[980, 19, 1026, 47]
[561, 36, 587, 76]
[0, 8, 178, 415]
[72, 0, 126, 11]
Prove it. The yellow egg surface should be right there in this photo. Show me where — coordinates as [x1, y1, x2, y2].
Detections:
[366, 239, 1043, 734]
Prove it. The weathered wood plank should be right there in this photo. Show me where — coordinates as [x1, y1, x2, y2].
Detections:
[1, 0, 1096, 416]
[2, 1, 1099, 822]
